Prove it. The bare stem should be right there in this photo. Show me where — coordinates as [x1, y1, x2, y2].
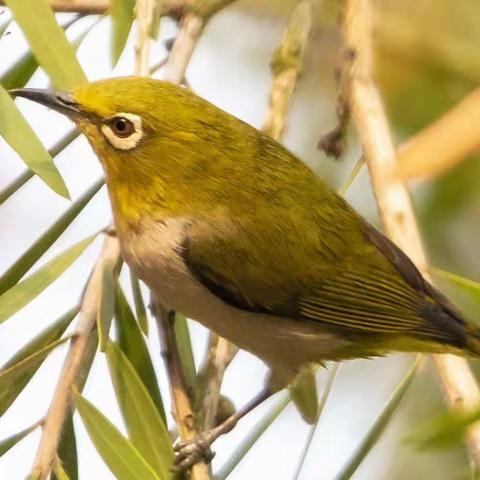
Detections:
[262, 0, 312, 140]
[30, 236, 121, 479]
[134, 0, 157, 75]
[395, 87, 480, 181]
[152, 306, 210, 480]
[342, 0, 480, 468]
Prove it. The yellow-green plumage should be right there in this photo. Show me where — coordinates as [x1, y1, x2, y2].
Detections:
[12, 76, 480, 388]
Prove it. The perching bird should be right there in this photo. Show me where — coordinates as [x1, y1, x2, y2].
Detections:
[11, 77, 480, 469]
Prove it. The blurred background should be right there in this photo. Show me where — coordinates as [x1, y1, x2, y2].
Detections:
[0, 0, 479, 478]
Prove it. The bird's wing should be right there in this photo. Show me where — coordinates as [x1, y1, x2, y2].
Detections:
[181, 216, 468, 346]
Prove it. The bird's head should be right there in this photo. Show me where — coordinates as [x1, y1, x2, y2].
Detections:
[10, 76, 250, 229]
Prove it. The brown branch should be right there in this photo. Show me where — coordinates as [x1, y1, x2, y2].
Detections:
[134, 0, 158, 76]
[195, 334, 238, 431]
[0, 0, 187, 17]
[30, 235, 121, 479]
[341, 0, 480, 468]
[395, 87, 480, 181]
[262, 0, 312, 141]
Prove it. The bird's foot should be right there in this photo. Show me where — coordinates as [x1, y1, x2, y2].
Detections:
[172, 432, 216, 471]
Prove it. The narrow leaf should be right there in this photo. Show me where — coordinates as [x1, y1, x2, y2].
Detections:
[129, 270, 148, 335]
[0, 128, 79, 206]
[0, 179, 104, 294]
[1, 15, 97, 91]
[54, 414, 78, 480]
[215, 392, 290, 480]
[0, 421, 41, 456]
[432, 268, 480, 304]
[74, 392, 162, 480]
[407, 408, 480, 451]
[335, 357, 420, 480]
[0, 234, 96, 324]
[0, 336, 70, 415]
[106, 342, 172, 477]
[53, 462, 71, 480]
[174, 312, 196, 393]
[115, 284, 165, 419]
[110, 0, 135, 66]
[4, 0, 87, 89]
[0, 85, 69, 197]
[2, 305, 78, 370]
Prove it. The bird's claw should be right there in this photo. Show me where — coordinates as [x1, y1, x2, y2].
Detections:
[172, 434, 216, 471]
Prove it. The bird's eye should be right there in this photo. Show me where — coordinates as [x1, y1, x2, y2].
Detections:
[101, 112, 143, 151]
[110, 116, 135, 138]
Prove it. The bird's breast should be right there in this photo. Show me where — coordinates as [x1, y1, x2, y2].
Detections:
[118, 216, 348, 384]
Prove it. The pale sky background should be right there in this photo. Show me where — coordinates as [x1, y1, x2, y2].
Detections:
[0, 6, 419, 479]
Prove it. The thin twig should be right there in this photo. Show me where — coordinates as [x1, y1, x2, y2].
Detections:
[195, 334, 238, 431]
[395, 87, 480, 181]
[293, 363, 339, 480]
[163, 0, 236, 84]
[30, 236, 121, 479]
[262, 0, 312, 140]
[152, 305, 210, 480]
[134, 0, 158, 76]
[342, 0, 480, 468]
[195, 0, 314, 437]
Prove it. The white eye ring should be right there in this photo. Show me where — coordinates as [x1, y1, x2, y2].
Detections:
[101, 112, 143, 151]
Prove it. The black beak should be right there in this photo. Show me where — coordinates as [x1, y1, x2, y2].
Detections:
[9, 88, 81, 120]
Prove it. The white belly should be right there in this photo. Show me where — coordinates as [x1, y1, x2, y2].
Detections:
[120, 217, 347, 386]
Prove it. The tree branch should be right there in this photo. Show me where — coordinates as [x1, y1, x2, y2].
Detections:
[341, 0, 480, 468]
[30, 235, 121, 480]
[395, 87, 480, 181]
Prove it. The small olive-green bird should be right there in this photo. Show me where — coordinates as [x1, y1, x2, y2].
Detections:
[11, 77, 480, 467]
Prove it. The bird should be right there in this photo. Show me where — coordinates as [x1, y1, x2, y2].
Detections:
[10, 76, 480, 470]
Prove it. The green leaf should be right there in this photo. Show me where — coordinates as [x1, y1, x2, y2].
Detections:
[2, 305, 78, 371]
[54, 414, 78, 480]
[215, 392, 290, 480]
[97, 261, 117, 352]
[0, 85, 69, 198]
[115, 284, 165, 420]
[335, 357, 420, 480]
[106, 342, 172, 477]
[53, 462, 71, 480]
[0, 128, 79, 206]
[0, 234, 96, 324]
[129, 270, 148, 335]
[110, 0, 135, 66]
[0, 421, 41, 456]
[432, 268, 480, 304]
[0, 336, 71, 415]
[1, 15, 97, 91]
[407, 407, 480, 451]
[4, 0, 87, 89]
[0, 179, 104, 294]
[74, 392, 163, 480]
[173, 313, 196, 393]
